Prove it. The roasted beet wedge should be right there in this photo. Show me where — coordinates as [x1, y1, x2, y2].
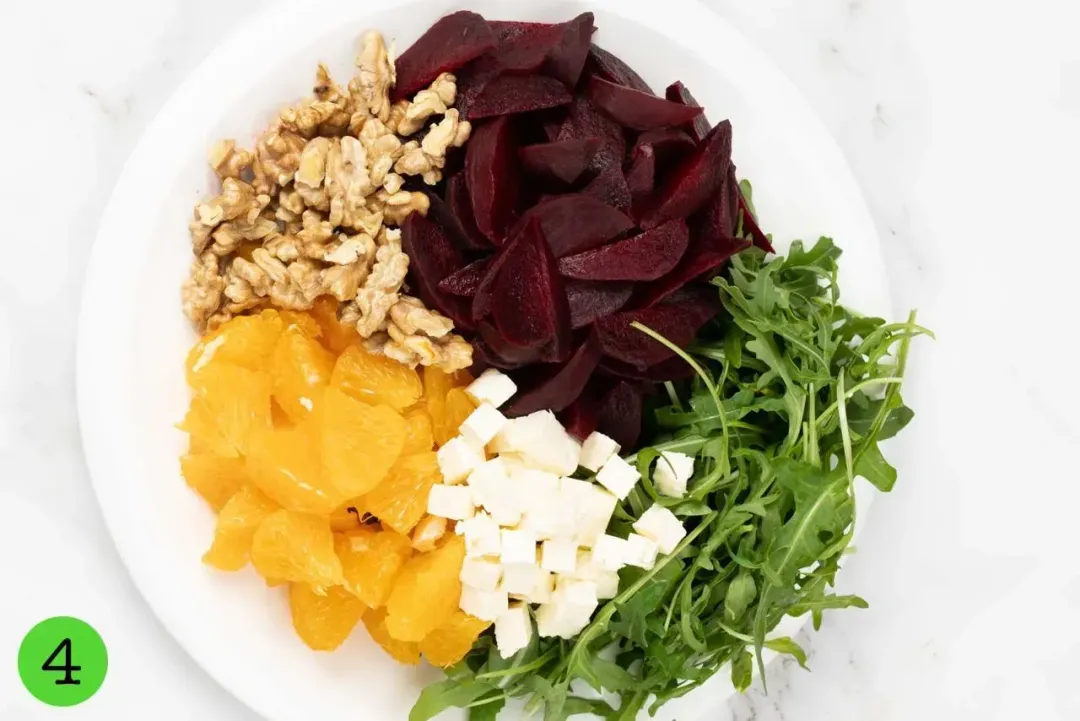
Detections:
[489, 20, 565, 72]
[438, 258, 490, 297]
[543, 12, 596, 87]
[466, 115, 519, 244]
[393, 11, 497, 101]
[634, 235, 750, 308]
[587, 45, 654, 94]
[738, 188, 775, 253]
[625, 144, 656, 208]
[427, 179, 488, 252]
[599, 356, 697, 382]
[519, 137, 602, 184]
[587, 76, 705, 131]
[506, 331, 602, 416]
[565, 280, 633, 329]
[401, 213, 473, 330]
[634, 128, 697, 168]
[597, 381, 644, 449]
[583, 166, 632, 212]
[594, 288, 720, 369]
[665, 81, 711, 143]
[557, 219, 690, 282]
[559, 391, 599, 441]
[557, 95, 626, 174]
[640, 120, 733, 229]
[467, 74, 573, 120]
[516, 194, 635, 257]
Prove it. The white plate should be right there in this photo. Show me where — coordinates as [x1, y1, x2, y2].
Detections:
[77, 1, 890, 719]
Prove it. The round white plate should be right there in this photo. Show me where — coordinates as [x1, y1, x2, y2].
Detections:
[77, 1, 890, 719]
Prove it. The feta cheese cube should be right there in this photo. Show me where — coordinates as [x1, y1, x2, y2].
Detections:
[491, 411, 581, 475]
[501, 563, 541, 595]
[654, 451, 695, 498]
[595, 455, 640, 500]
[591, 534, 628, 572]
[495, 604, 533, 658]
[468, 458, 522, 526]
[559, 476, 594, 501]
[460, 557, 502, 591]
[555, 577, 599, 607]
[536, 601, 594, 639]
[459, 512, 501, 557]
[514, 469, 570, 540]
[466, 368, 517, 408]
[460, 403, 508, 447]
[437, 437, 485, 484]
[569, 549, 599, 580]
[427, 484, 476, 520]
[595, 571, 620, 600]
[572, 486, 618, 547]
[460, 586, 509, 622]
[579, 432, 621, 472]
[540, 537, 578, 574]
[633, 504, 687, 554]
[527, 570, 555, 604]
[624, 533, 659, 569]
[500, 529, 538, 565]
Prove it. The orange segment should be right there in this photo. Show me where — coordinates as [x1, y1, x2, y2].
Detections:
[364, 452, 441, 535]
[410, 515, 448, 553]
[329, 499, 367, 532]
[420, 610, 491, 667]
[250, 510, 344, 589]
[245, 423, 343, 514]
[385, 535, 466, 642]
[185, 311, 284, 384]
[402, 408, 435, 454]
[180, 364, 272, 457]
[289, 583, 365, 651]
[180, 453, 247, 511]
[363, 608, 420, 665]
[432, 388, 477, 447]
[332, 345, 422, 411]
[320, 387, 406, 498]
[203, 485, 279, 571]
[310, 296, 360, 353]
[279, 310, 322, 338]
[335, 528, 413, 608]
[271, 326, 335, 423]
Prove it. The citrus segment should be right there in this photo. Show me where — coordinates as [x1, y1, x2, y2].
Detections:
[362, 608, 421, 665]
[245, 423, 343, 514]
[271, 326, 335, 423]
[420, 610, 491, 667]
[402, 408, 436, 454]
[203, 485, 279, 571]
[385, 534, 466, 642]
[180, 364, 272, 457]
[289, 583, 365, 651]
[433, 387, 478, 446]
[184, 311, 284, 384]
[335, 528, 413, 608]
[180, 453, 247, 511]
[250, 510, 344, 589]
[332, 345, 422, 411]
[310, 296, 360, 353]
[410, 515, 448, 553]
[329, 499, 368, 532]
[364, 452, 441, 535]
[320, 387, 406, 498]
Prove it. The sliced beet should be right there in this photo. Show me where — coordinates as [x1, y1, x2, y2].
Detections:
[489, 21, 564, 73]
[597, 381, 643, 449]
[640, 120, 733, 230]
[587, 45, 654, 95]
[454, 55, 502, 118]
[393, 11, 497, 101]
[401, 213, 473, 331]
[472, 337, 533, 371]
[587, 76, 705, 131]
[467, 74, 573, 120]
[625, 144, 656, 208]
[519, 137, 602, 184]
[471, 230, 519, 321]
[516, 194, 635, 257]
[478, 320, 544, 364]
[438, 258, 490, 297]
[634, 128, 697, 169]
[738, 187, 775, 253]
[558, 219, 690, 282]
[594, 288, 720, 369]
[557, 95, 625, 174]
[490, 217, 571, 350]
[445, 174, 492, 250]
[709, 166, 741, 240]
[582, 166, 632, 212]
[665, 81, 711, 143]
[559, 391, 598, 441]
[506, 332, 602, 416]
[634, 236, 750, 308]
[565, 280, 633, 329]
[466, 115, 518, 244]
[600, 356, 696, 382]
[543, 12, 596, 88]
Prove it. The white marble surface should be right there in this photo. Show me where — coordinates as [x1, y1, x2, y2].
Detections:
[2, 0, 1079, 719]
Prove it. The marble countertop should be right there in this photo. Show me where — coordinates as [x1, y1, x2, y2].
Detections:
[2, 0, 1079, 719]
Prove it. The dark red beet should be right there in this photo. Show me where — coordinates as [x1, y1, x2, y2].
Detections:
[597, 381, 643, 449]
[640, 120, 733, 230]
[559, 391, 598, 441]
[558, 219, 690, 282]
[587, 76, 705, 131]
[665, 81, 711, 143]
[401, 213, 473, 331]
[587, 45, 654, 95]
[582, 166, 632, 212]
[506, 332, 602, 416]
[446, 174, 492, 250]
[634, 128, 697, 169]
[709, 166, 740, 239]
[625, 144, 656, 208]
[455, 56, 502, 118]
[600, 356, 697, 382]
[489, 21, 564, 72]
[634, 236, 750, 308]
[738, 187, 775, 253]
[393, 11, 497, 101]
[478, 321, 544, 364]
[467, 74, 573, 120]
[439, 258, 490, 297]
[516, 194, 635, 257]
[473, 337, 534, 371]
[594, 288, 720, 369]
[466, 115, 519, 244]
[543, 13, 596, 88]
[519, 138, 602, 184]
[565, 280, 633, 329]
[557, 95, 625, 174]
[471, 229, 519, 321]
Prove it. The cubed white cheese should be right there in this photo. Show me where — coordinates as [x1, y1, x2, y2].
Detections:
[466, 368, 517, 408]
[624, 533, 659, 569]
[591, 534, 628, 572]
[514, 469, 570, 540]
[595, 455, 640, 500]
[460, 402, 508, 447]
[540, 537, 578, 574]
[427, 484, 476, 520]
[491, 411, 581, 475]
[468, 457, 522, 526]
[558, 476, 594, 501]
[595, 571, 620, 600]
[579, 432, 621, 472]
[436, 436, 485, 484]
[527, 570, 555, 604]
[633, 504, 687, 554]
[554, 577, 599, 607]
[654, 451, 695, 498]
[500, 529, 538, 565]
[460, 557, 502, 592]
[572, 486, 618, 547]
[459, 512, 502, 558]
[460, 586, 509, 622]
[501, 563, 542, 595]
[495, 604, 533, 658]
[536, 601, 594, 639]
[569, 549, 599, 581]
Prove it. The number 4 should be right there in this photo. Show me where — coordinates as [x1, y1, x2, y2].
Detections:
[42, 638, 81, 686]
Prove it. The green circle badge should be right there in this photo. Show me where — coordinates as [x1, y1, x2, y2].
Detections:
[18, 617, 108, 707]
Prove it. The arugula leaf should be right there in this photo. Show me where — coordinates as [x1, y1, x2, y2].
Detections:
[409, 679, 496, 721]
[764, 637, 809, 669]
[854, 442, 898, 491]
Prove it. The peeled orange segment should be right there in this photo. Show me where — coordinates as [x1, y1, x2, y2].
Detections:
[363, 608, 421, 665]
[422, 367, 455, 438]
[329, 499, 368, 532]
[184, 311, 284, 385]
[250, 510, 344, 589]
[364, 452, 442, 535]
[433, 387, 479, 446]
[289, 583, 365, 651]
[402, 408, 436, 454]
[332, 345, 423, 411]
[245, 424, 343, 514]
[310, 296, 360, 353]
[385, 535, 466, 642]
[335, 528, 413, 608]
[420, 610, 491, 667]
[180, 364, 272, 457]
[271, 326, 336, 423]
[278, 310, 322, 339]
[320, 387, 407, 498]
[180, 453, 248, 511]
[203, 485, 279, 571]
[410, 515, 448, 552]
